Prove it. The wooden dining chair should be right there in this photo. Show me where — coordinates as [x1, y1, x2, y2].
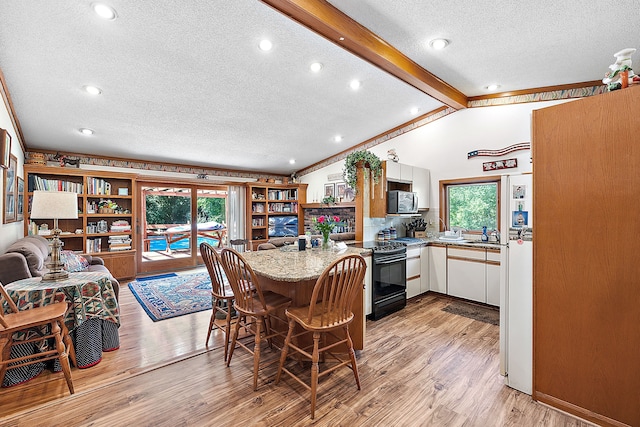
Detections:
[200, 242, 236, 361]
[275, 254, 367, 419]
[220, 247, 291, 391]
[0, 281, 76, 394]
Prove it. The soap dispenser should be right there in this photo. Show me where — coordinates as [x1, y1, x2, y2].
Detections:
[481, 226, 489, 242]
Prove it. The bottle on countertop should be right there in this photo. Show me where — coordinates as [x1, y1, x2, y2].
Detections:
[390, 227, 397, 239]
[481, 226, 489, 242]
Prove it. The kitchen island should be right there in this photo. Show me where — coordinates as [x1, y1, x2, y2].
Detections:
[242, 246, 370, 350]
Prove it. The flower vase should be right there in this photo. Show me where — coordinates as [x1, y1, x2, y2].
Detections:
[321, 232, 330, 250]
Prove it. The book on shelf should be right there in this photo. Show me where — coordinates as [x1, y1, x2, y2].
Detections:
[28, 175, 83, 193]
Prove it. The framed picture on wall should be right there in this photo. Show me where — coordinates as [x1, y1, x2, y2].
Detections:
[335, 182, 355, 202]
[16, 176, 24, 222]
[324, 183, 335, 198]
[0, 128, 10, 169]
[3, 154, 16, 223]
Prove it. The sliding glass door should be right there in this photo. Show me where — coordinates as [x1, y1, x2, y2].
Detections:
[137, 181, 227, 274]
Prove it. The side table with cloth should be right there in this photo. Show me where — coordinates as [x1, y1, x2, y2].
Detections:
[1, 271, 120, 387]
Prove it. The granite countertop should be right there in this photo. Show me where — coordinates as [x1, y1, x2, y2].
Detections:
[393, 237, 503, 250]
[241, 246, 371, 282]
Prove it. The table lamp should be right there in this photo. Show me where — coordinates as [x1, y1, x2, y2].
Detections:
[30, 190, 78, 280]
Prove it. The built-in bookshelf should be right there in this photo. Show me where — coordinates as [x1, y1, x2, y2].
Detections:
[245, 182, 307, 249]
[24, 165, 137, 280]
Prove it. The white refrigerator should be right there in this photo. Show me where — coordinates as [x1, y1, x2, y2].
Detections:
[499, 173, 533, 395]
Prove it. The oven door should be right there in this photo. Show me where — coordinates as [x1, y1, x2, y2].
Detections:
[372, 252, 406, 302]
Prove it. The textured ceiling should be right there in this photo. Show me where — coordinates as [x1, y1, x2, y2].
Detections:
[0, 1, 636, 175]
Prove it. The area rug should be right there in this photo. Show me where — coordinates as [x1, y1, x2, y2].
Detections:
[442, 300, 499, 325]
[128, 272, 212, 321]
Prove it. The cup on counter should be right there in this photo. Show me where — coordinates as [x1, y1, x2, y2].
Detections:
[298, 235, 306, 251]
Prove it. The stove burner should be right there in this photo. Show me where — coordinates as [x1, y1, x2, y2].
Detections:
[362, 240, 406, 252]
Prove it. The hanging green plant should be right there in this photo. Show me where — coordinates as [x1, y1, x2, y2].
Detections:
[342, 150, 383, 191]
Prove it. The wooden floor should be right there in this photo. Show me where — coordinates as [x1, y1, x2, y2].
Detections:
[0, 281, 591, 426]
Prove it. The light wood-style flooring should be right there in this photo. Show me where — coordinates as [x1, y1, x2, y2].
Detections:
[0, 277, 591, 426]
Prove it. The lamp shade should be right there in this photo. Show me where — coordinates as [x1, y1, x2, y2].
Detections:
[30, 190, 78, 219]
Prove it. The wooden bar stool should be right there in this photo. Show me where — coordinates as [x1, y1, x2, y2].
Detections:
[220, 248, 291, 391]
[276, 254, 366, 419]
[200, 242, 235, 361]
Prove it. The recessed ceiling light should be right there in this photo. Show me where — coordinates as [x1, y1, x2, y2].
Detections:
[79, 128, 94, 135]
[92, 3, 117, 20]
[334, 135, 343, 142]
[259, 39, 273, 51]
[485, 84, 501, 91]
[83, 85, 102, 95]
[339, 37, 345, 41]
[410, 107, 420, 115]
[429, 38, 449, 50]
[349, 80, 361, 90]
[289, 159, 296, 164]
[310, 62, 323, 73]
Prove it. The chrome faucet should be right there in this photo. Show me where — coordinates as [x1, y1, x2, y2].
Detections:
[491, 229, 501, 243]
[438, 217, 447, 232]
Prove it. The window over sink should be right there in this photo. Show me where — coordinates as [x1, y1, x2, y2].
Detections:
[439, 176, 501, 233]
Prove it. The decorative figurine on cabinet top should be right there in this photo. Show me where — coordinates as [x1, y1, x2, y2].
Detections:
[602, 48, 637, 91]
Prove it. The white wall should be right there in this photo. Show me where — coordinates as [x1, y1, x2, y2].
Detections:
[0, 96, 24, 252]
[301, 100, 574, 206]
[299, 100, 574, 240]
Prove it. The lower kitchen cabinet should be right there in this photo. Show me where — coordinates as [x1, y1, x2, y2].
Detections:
[448, 257, 486, 302]
[486, 250, 501, 306]
[447, 246, 501, 306]
[364, 255, 372, 316]
[406, 247, 422, 298]
[420, 247, 429, 293]
[428, 245, 447, 294]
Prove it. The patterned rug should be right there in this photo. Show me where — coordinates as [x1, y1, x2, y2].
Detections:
[442, 300, 499, 325]
[128, 271, 212, 321]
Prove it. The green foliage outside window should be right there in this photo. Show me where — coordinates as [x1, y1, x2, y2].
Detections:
[145, 195, 226, 225]
[447, 183, 498, 231]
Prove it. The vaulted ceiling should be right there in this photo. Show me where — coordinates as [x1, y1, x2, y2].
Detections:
[0, 1, 635, 175]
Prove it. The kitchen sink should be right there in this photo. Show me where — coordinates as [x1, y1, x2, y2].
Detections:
[437, 236, 467, 242]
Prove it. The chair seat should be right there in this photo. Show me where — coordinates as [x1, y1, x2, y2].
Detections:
[0, 302, 68, 332]
[286, 306, 354, 331]
[236, 291, 291, 317]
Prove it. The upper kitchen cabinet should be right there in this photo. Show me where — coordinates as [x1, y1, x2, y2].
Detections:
[386, 161, 413, 183]
[385, 161, 430, 210]
[412, 167, 430, 210]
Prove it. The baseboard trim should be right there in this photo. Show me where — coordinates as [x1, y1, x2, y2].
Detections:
[534, 391, 631, 427]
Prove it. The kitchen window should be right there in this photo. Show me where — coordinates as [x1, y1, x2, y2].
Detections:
[439, 176, 501, 232]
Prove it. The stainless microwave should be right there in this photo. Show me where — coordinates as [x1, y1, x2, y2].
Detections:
[387, 190, 418, 214]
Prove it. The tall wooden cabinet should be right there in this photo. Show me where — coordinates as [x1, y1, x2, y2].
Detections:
[532, 86, 640, 427]
[245, 183, 307, 249]
[24, 165, 137, 280]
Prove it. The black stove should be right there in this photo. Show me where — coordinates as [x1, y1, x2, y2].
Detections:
[364, 241, 407, 320]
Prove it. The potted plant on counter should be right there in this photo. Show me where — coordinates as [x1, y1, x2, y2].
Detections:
[343, 149, 383, 192]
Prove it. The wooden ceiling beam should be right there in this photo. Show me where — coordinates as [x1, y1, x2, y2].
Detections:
[260, 0, 468, 110]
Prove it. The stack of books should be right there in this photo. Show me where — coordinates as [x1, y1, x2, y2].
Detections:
[110, 220, 131, 233]
[109, 235, 131, 251]
[86, 238, 102, 253]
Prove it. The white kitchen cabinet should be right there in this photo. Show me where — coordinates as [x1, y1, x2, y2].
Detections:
[486, 250, 501, 306]
[486, 262, 501, 306]
[386, 161, 413, 183]
[364, 255, 372, 316]
[406, 246, 422, 298]
[448, 258, 486, 302]
[447, 248, 486, 303]
[412, 167, 430, 210]
[428, 245, 447, 294]
[420, 246, 429, 293]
